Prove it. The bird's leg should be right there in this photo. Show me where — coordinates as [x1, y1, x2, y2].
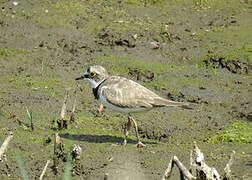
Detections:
[128, 115, 146, 148]
[98, 104, 104, 113]
[122, 116, 132, 145]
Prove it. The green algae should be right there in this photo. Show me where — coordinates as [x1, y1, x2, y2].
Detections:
[38, 1, 88, 29]
[95, 56, 187, 74]
[0, 75, 63, 94]
[206, 122, 252, 144]
[0, 49, 26, 57]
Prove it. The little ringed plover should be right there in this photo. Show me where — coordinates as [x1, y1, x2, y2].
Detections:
[76, 65, 189, 147]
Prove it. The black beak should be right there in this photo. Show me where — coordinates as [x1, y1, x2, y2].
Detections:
[75, 76, 84, 80]
[75, 74, 89, 80]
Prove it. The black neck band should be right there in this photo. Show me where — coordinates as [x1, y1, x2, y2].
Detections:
[92, 79, 106, 99]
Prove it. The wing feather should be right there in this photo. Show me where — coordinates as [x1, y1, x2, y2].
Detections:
[100, 76, 189, 109]
[101, 76, 158, 109]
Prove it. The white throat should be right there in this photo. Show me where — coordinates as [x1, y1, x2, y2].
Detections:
[88, 79, 103, 88]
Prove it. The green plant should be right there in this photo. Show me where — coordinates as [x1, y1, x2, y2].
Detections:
[21, 124, 29, 131]
[63, 153, 72, 180]
[15, 150, 29, 180]
[40, 62, 44, 75]
[207, 122, 252, 144]
[26, 108, 34, 131]
[212, 67, 217, 75]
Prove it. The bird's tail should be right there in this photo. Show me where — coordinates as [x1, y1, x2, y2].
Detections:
[153, 97, 191, 109]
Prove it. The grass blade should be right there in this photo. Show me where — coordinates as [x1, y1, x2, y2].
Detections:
[15, 150, 29, 180]
[63, 154, 72, 180]
[26, 108, 34, 131]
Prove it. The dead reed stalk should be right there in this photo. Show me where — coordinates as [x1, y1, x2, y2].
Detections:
[57, 90, 69, 129]
[39, 160, 50, 180]
[70, 90, 77, 123]
[53, 133, 61, 174]
[162, 141, 235, 180]
[0, 131, 13, 161]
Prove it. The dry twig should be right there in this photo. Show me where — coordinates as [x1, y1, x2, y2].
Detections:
[162, 156, 196, 180]
[0, 131, 13, 161]
[70, 90, 77, 123]
[223, 151, 235, 180]
[162, 141, 235, 180]
[191, 141, 220, 180]
[57, 90, 69, 129]
[53, 133, 61, 174]
[39, 160, 50, 180]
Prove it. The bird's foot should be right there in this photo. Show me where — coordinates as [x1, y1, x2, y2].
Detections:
[135, 141, 146, 148]
[98, 104, 104, 114]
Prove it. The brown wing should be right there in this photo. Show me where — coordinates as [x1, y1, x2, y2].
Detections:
[101, 76, 186, 109]
[100, 76, 156, 108]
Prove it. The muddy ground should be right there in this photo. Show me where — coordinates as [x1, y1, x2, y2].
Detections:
[0, 0, 251, 179]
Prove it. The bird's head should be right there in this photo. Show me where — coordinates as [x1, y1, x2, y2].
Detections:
[75, 65, 109, 88]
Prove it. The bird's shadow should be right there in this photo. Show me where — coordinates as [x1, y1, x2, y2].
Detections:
[59, 133, 157, 145]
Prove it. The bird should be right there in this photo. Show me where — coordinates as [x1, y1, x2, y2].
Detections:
[76, 65, 190, 147]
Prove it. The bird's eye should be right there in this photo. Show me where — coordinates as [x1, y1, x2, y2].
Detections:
[89, 71, 96, 78]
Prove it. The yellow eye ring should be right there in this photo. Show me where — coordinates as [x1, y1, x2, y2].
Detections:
[89, 71, 96, 78]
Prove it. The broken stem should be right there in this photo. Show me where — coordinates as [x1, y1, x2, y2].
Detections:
[173, 156, 196, 179]
[0, 131, 13, 161]
[58, 89, 69, 129]
[70, 90, 77, 123]
[224, 151, 235, 180]
[60, 90, 69, 120]
[191, 141, 221, 180]
[53, 133, 60, 173]
[39, 160, 50, 180]
[162, 156, 196, 180]
[162, 156, 174, 180]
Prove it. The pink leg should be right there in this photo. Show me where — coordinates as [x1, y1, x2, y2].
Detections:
[128, 115, 146, 148]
